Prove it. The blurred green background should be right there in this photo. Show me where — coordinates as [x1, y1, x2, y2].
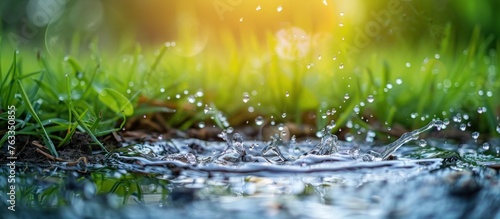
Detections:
[1, 0, 499, 150]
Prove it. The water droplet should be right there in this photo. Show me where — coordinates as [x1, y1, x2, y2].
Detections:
[239, 17, 243, 22]
[344, 93, 350, 100]
[160, 88, 165, 93]
[255, 116, 264, 126]
[282, 113, 287, 118]
[396, 78, 403, 85]
[460, 124, 466, 131]
[243, 93, 250, 103]
[281, 131, 287, 136]
[256, 5, 261, 11]
[340, 12, 344, 16]
[248, 106, 255, 113]
[472, 131, 479, 141]
[187, 95, 196, 103]
[198, 122, 205, 128]
[326, 120, 336, 131]
[285, 91, 289, 97]
[278, 123, 285, 131]
[226, 127, 234, 133]
[418, 139, 427, 147]
[333, 56, 337, 61]
[367, 95, 374, 103]
[323, 0, 328, 6]
[434, 120, 444, 130]
[318, 55, 322, 60]
[339, 22, 344, 27]
[482, 142, 490, 150]
[277, 5, 282, 12]
[339, 63, 344, 69]
[204, 105, 212, 114]
[477, 107, 487, 114]
[434, 54, 440, 59]
[405, 62, 411, 67]
[345, 133, 354, 142]
[143, 115, 147, 119]
[496, 125, 500, 134]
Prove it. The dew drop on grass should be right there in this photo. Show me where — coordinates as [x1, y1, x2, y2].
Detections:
[255, 116, 264, 125]
[367, 95, 374, 103]
[226, 127, 234, 133]
[277, 5, 282, 12]
[344, 93, 350, 100]
[396, 78, 403, 85]
[406, 62, 411, 67]
[418, 139, 427, 147]
[482, 142, 490, 150]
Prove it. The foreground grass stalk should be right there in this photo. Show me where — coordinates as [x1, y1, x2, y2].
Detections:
[17, 79, 58, 157]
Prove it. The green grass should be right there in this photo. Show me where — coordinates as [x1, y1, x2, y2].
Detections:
[0, 23, 499, 157]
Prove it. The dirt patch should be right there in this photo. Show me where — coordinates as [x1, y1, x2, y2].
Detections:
[0, 132, 107, 165]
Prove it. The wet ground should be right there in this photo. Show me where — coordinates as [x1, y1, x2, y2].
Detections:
[1, 124, 500, 219]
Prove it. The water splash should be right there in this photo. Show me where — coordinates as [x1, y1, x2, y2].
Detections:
[304, 132, 339, 155]
[363, 120, 442, 161]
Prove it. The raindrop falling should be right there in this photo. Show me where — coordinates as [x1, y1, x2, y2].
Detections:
[344, 93, 350, 100]
[418, 139, 427, 147]
[333, 56, 337, 61]
[277, 5, 282, 12]
[497, 124, 500, 134]
[339, 22, 344, 27]
[339, 63, 344, 69]
[482, 142, 490, 150]
[187, 95, 196, 103]
[472, 131, 479, 141]
[367, 95, 374, 103]
[198, 122, 205, 128]
[345, 133, 354, 142]
[204, 105, 212, 114]
[285, 91, 290, 97]
[243, 93, 250, 103]
[282, 113, 287, 118]
[460, 124, 466, 131]
[255, 116, 264, 126]
[396, 78, 403, 85]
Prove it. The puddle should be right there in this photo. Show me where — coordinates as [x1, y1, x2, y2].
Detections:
[1, 122, 500, 219]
